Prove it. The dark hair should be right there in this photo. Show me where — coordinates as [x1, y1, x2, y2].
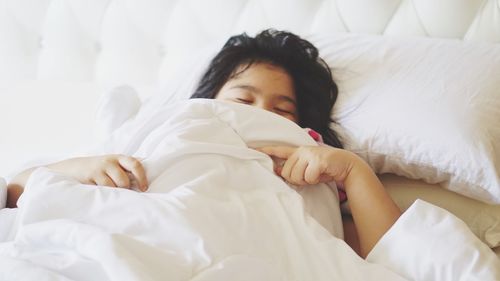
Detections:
[190, 29, 342, 148]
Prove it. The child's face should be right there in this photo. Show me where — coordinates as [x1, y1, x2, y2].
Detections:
[215, 63, 298, 123]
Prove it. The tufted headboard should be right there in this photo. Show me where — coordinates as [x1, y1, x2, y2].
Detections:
[1, 0, 499, 88]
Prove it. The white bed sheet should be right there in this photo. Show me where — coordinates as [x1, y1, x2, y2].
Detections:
[0, 100, 498, 281]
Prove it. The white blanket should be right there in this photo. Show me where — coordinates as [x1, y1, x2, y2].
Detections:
[0, 100, 499, 281]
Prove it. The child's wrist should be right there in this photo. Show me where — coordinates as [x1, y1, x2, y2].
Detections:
[6, 184, 23, 208]
[342, 154, 375, 192]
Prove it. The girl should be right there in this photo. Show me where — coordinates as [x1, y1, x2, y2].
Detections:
[6, 29, 401, 258]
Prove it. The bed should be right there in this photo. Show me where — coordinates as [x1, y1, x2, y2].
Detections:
[0, 0, 499, 280]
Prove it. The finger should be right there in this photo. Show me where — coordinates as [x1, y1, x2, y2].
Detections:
[257, 146, 296, 160]
[105, 164, 131, 188]
[117, 156, 148, 191]
[280, 153, 299, 182]
[94, 173, 116, 187]
[304, 163, 322, 185]
[290, 159, 309, 186]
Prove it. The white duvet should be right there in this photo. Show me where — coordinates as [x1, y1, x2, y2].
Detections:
[0, 100, 499, 281]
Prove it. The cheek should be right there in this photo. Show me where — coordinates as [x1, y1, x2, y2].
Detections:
[214, 90, 224, 100]
[284, 115, 298, 124]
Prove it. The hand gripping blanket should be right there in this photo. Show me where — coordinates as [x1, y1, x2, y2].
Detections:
[0, 100, 499, 281]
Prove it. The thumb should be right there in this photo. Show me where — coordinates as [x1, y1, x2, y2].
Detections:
[256, 146, 296, 159]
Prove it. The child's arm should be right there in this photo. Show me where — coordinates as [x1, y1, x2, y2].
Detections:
[6, 155, 149, 208]
[341, 154, 401, 257]
[257, 145, 401, 258]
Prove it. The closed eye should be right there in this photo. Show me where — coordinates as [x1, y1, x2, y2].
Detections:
[235, 98, 252, 104]
[275, 108, 294, 115]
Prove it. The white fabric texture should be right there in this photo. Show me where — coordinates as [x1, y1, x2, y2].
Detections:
[95, 99, 344, 240]
[379, 174, 500, 248]
[0, 208, 17, 242]
[312, 33, 500, 204]
[1, 100, 499, 280]
[367, 199, 500, 281]
[94, 84, 142, 139]
[0, 178, 6, 209]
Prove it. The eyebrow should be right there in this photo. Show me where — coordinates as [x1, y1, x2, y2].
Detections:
[230, 84, 297, 106]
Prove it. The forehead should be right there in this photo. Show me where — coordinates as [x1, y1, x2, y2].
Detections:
[227, 62, 295, 97]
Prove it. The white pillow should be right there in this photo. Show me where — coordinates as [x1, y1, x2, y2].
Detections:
[310, 34, 500, 204]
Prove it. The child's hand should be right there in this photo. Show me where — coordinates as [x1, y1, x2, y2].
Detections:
[258, 145, 402, 258]
[256, 145, 359, 186]
[49, 155, 148, 191]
